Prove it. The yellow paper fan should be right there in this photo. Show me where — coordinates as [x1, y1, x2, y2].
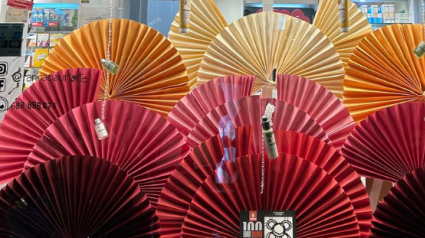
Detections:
[197, 12, 345, 98]
[168, 0, 227, 83]
[313, 0, 372, 68]
[40, 19, 191, 116]
[344, 24, 425, 122]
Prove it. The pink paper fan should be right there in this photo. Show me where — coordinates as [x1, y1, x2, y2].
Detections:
[277, 74, 355, 149]
[0, 68, 102, 185]
[26, 100, 190, 206]
[168, 75, 254, 139]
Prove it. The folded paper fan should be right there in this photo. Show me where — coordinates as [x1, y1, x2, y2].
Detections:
[198, 12, 345, 98]
[277, 74, 355, 149]
[0, 155, 159, 237]
[313, 0, 372, 67]
[168, 75, 254, 139]
[187, 96, 329, 149]
[342, 103, 425, 182]
[26, 100, 190, 206]
[40, 19, 191, 116]
[370, 166, 425, 238]
[0, 68, 101, 186]
[181, 154, 361, 237]
[158, 127, 370, 237]
[168, 0, 227, 82]
[344, 24, 425, 122]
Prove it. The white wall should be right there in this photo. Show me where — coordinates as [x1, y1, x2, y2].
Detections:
[213, 0, 244, 24]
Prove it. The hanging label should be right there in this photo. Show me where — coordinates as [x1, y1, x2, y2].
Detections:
[240, 210, 296, 238]
[263, 0, 273, 12]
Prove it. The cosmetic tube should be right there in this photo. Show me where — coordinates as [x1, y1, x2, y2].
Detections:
[338, 0, 349, 33]
[262, 116, 278, 159]
[179, 0, 191, 33]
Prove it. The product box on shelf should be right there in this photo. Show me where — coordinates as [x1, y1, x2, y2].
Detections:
[382, 4, 389, 23]
[360, 5, 368, 18]
[388, 4, 395, 23]
[395, 13, 411, 23]
[33, 48, 48, 67]
[49, 33, 63, 46]
[36, 33, 49, 47]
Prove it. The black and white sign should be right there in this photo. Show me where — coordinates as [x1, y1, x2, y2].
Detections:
[240, 210, 296, 238]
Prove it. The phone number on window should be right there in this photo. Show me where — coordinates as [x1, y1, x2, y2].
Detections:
[10, 102, 57, 110]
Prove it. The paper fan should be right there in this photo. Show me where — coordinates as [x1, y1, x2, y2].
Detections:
[158, 127, 371, 237]
[40, 19, 191, 116]
[277, 74, 355, 149]
[168, 0, 227, 82]
[0, 68, 101, 186]
[187, 96, 329, 149]
[0, 155, 159, 237]
[197, 12, 345, 98]
[168, 75, 254, 139]
[370, 166, 425, 238]
[342, 103, 425, 182]
[344, 24, 425, 122]
[181, 154, 361, 237]
[313, 0, 372, 67]
[26, 100, 190, 206]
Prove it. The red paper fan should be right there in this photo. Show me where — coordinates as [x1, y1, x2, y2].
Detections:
[168, 75, 254, 139]
[187, 96, 329, 148]
[26, 100, 190, 206]
[370, 166, 425, 238]
[277, 74, 355, 149]
[0, 155, 159, 237]
[157, 127, 370, 237]
[0, 68, 102, 185]
[342, 102, 425, 182]
[181, 154, 361, 237]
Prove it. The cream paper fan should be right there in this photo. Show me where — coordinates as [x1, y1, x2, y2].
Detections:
[40, 19, 191, 116]
[169, 0, 227, 83]
[197, 12, 345, 98]
[313, 0, 372, 68]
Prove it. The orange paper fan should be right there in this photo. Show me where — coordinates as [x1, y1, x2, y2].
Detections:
[187, 96, 329, 148]
[0, 155, 159, 237]
[342, 103, 425, 182]
[344, 24, 425, 122]
[370, 166, 425, 238]
[181, 154, 361, 237]
[26, 100, 190, 206]
[277, 74, 355, 149]
[168, 0, 227, 82]
[0, 68, 101, 185]
[40, 19, 191, 115]
[198, 12, 345, 97]
[168, 75, 254, 139]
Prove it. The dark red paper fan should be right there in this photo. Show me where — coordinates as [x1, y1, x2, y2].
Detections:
[26, 100, 190, 206]
[168, 75, 254, 139]
[0, 68, 102, 185]
[370, 166, 425, 238]
[342, 102, 425, 182]
[277, 74, 355, 149]
[187, 96, 329, 148]
[157, 127, 370, 237]
[181, 154, 361, 237]
[0, 155, 159, 237]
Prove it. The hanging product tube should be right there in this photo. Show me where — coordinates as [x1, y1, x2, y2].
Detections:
[262, 116, 279, 159]
[338, 0, 349, 33]
[179, 0, 192, 33]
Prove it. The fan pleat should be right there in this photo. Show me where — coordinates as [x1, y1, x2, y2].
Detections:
[0, 155, 159, 237]
[344, 24, 425, 122]
[168, 75, 254, 139]
[40, 19, 191, 116]
[26, 100, 190, 206]
[342, 103, 425, 182]
[313, 0, 372, 67]
[0, 68, 102, 185]
[370, 167, 425, 237]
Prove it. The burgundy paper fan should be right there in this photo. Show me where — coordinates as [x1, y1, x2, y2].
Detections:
[0, 155, 159, 237]
[187, 95, 329, 148]
[0, 68, 102, 185]
[277, 74, 355, 149]
[342, 102, 425, 182]
[158, 127, 370, 237]
[26, 100, 190, 206]
[370, 166, 425, 238]
[168, 75, 254, 139]
[182, 154, 361, 237]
